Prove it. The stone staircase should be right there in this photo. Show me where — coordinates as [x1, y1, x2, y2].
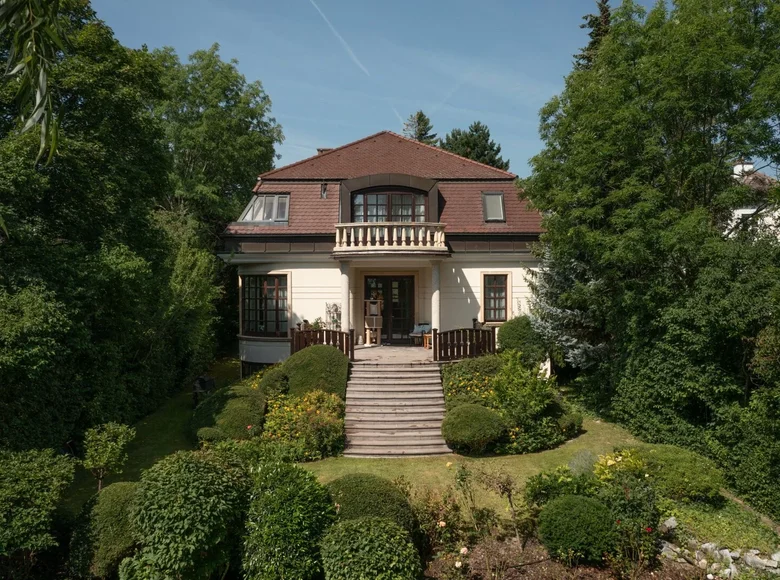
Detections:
[344, 361, 451, 457]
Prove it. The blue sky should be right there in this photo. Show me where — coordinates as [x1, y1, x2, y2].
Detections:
[92, 0, 653, 177]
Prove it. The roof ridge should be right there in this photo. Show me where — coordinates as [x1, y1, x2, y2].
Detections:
[258, 130, 391, 180]
[385, 130, 516, 179]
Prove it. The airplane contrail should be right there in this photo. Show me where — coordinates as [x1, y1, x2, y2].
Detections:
[308, 0, 370, 77]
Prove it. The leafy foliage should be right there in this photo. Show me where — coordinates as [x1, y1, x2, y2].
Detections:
[83, 422, 136, 491]
[321, 517, 422, 580]
[327, 474, 417, 534]
[284, 345, 349, 400]
[191, 379, 265, 441]
[574, 0, 611, 70]
[261, 390, 345, 460]
[524, 466, 598, 507]
[243, 462, 336, 580]
[525, 0, 780, 518]
[0, 449, 75, 559]
[440, 121, 509, 170]
[127, 451, 249, 579]
[402, 110, 437, 144]
[496, 315, 548, 367]
[441, 404, 506, 454]
[538, 495, 616, 566]
[633, 444, 725, 504]
[441, 354, 503, 408]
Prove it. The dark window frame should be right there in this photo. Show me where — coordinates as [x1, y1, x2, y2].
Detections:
[483, 274, 508, 322]
[241, 274, 289, 337]
[351, 188, 427, 223]
[482, 191, 506, 222]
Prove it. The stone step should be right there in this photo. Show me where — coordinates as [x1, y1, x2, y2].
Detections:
[346, 420, 443, 429]
[346, 434, 449, 445]
[344, 445, 451, 457]
[347, 428, 443, 437]
[349, 370, 441, 378]
[351, 363, 440, 370]
[347, 384, 443, 393]
[348, 379, 442, 387]
[347, 391, 444, 400]
[347, 404, 445, 413]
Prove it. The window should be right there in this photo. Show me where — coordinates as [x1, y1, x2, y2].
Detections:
[482, 192, 505, 222]
[241, 275, 288, 337]
[352, 191, 426, 223]
[483, 274, 508, 322]
[240, 194, 290, 222]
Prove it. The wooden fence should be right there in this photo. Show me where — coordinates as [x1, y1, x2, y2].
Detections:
[433, 327, 496, 362]
[291, 328, 355, 361]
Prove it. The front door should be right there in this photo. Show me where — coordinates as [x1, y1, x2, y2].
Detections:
[364, 276, 414, 344]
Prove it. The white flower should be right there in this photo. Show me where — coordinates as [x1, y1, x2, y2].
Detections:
[460, 547, 469, 555]
[645, 473, 650, 478]
[455, 561, 462, 569]
[446, 461, 453, 468]
[438, 520, 446, 528]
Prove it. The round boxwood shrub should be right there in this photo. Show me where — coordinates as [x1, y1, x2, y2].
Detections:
[321, 517, 421, 580]
[192, 381, 265, 442]
[129, 451, 249, 578]
[258, 364, 288, 396]
[497, 315, 547, 368]
[634, 444, 725, 504]
[243, 462, 336, 580]
[89, 482, 138, 577]
[284, 345, 349, 400]
[327, 474, 416, 534]
[538, 495, 616, 566]
[441, 404, 506, 454]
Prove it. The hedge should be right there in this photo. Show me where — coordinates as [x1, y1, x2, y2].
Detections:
[633, 444, 725, 504]
[284, 345, 349, 400]
[496, 315, 547, 368]
[327, 474, 416, 534]
[538, 495, 616, 566]
[191, 381, 265, 442]
[441, 404, 505, 454]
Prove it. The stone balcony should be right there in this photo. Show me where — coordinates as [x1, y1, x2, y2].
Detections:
[333, 222, 449, 256]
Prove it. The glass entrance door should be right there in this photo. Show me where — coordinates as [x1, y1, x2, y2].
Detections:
[364, 276, 414, 344]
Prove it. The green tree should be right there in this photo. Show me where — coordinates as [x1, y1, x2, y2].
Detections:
[525, 0, 780, 515]
[83, 422, 136, 491]
[402, 110, 437, 144]
[440, 121, 509, 170]
[574, 0, 611, 70]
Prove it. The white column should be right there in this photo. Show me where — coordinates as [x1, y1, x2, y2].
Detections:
[340, 261, 351, 332]
[431, 261, 441, 331]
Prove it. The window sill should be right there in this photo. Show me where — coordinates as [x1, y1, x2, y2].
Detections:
[238, 335, 291, 342]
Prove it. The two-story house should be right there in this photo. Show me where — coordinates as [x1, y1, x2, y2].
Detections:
[219, 131, 543, 376]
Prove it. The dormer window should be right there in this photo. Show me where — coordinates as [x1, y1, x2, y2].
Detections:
[482, 192, 505, 222]
[240, 194, 290, 223]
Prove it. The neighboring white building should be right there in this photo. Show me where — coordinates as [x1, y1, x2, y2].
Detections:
[730, 159, 779, 233]
[218, 131, 543, 375]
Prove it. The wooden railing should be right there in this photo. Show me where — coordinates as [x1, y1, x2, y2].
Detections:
[334, 222, 448, 252]
[433, 327, 496, 362]
[291, 328, 355, 361]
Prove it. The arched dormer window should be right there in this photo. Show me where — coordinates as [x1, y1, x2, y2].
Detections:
[351, 188, 427, 223]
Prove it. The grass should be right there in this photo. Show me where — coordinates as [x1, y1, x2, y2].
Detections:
[306, 418, 637, 511]
[61, 358, 241, 515]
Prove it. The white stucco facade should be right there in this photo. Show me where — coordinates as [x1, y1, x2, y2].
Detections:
[232, 253, 538, 365]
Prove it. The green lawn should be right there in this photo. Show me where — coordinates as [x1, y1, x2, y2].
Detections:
[306, 418, 637, 511]
[61, 358, 241, 515]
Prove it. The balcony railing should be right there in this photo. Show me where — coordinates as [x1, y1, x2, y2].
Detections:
[334, 222, 448, 253]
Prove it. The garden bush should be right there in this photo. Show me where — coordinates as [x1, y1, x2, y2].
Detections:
[538, 495, 616, 566]
[497, 315, 547, 368]
[69, 482, 138, 578]
[191, 380, 265, 442]
[633, 444, 725, 504]
[321, 517, 421, 580]
[127, 450, 249, 579]
[524, 466, 598, 507]
[558, 411, 584, 438]
[243, 462, 336, 580]
[257, 364, 288, 396]
[441, 404, 506, 454]
[441, 354, 503, 407]
[284, 345, 349, 399]
[261, 390, 345, 460]
[327, 474, 416, 534]
[0, 449, 75, 568]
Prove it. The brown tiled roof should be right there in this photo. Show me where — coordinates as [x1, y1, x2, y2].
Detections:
[225, 182, 338, 235]
[739, 170, 777, 193]
[439, 182, 542, 234]
[256, 131, 516, 182]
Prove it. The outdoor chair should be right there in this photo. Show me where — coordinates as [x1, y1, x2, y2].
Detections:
[409, 322, 431, 346]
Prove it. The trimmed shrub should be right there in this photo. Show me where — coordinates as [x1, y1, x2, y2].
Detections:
[538, 495, 616, 566]
[191, 381, 265, 442]
[285, 345, 349, 399]
[0, 449, 75, 559]
[497, 315, 547, 368]
[261, 390, 345, 460]
[441, 354, 504, 407]
[558, 411, 584, 438]
[441, 404, 506, 454]
[206, 438, 312, 468]
[70, 482, 138, 578]
[634, 444, 725, 504]
[257, 364, 288, 396]
[525, 466, 598, 507]
[321, 517, 421, 580]
[327, 474, 416, 534]
[128, 451, 249, 579]
[243, 463, 336, 580]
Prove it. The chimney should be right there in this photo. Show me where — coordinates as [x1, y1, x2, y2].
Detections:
[734, 158, 755, 177]
[317, 148, 333, 155]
